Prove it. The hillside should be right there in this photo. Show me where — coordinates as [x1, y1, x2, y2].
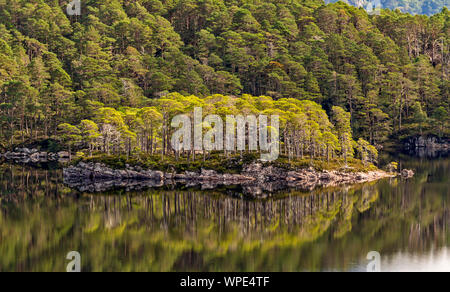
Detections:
[0, 0, 448, 152]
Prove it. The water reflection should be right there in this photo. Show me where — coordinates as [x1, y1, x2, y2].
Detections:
[404, 146, 450, 159]
[380, 248, 450, 272]
[0, 157, 449, 272]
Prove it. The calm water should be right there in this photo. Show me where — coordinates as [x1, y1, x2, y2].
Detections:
[0, 155, 449, 272]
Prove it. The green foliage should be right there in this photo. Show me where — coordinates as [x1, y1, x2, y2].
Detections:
[326, 0, 448, 16]
[77, 152, 377, 173]
[57, 93, 368, 172]
[0, 0, 448, 151]
[56, 123, 81, 154]
[386, 161, 399, 172]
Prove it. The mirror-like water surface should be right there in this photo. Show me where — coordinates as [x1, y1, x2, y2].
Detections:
[0, 156, 449, 272]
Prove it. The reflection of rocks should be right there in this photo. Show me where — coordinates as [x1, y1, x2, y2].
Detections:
[64, 162, 397, 196]
[405, 135, 450, 150]
[1, 148, 69, 164]
[65, 178, 165, 193]
[242, 164, 394, 192]
[406, 147, 448, 159]
[285, 169, 394, 191]
[404, 136, 450, 158]
[64, 161, 165, 180]
[64, 162, 257, 193]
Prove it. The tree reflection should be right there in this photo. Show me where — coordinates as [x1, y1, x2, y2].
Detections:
[0, 158, 449, 271]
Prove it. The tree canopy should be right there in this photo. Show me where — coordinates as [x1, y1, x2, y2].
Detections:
[327, 0, 448, 16]
[0, 0, 448, 152]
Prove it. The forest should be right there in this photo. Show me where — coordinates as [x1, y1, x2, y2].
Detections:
[327, 0, 449, 16]
[0, 0, 448, 163]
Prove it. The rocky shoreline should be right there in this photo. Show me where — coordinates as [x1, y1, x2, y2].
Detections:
[63, 162, 410, 196]
[0, 148, 71, 163]
[1, 147, 415, 196]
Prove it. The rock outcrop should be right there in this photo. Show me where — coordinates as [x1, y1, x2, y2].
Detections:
[64, 162, 164, 180]
[63, 162, 398, 196]
[401, 169, 415, 179]
[1, 148, 69, 163]
[242, 163, 395, 190]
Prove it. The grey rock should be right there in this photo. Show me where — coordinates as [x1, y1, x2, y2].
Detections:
[401, 169, 415, 179]
[185, 171, 199, 178]
[201, 168, 218, 177]
[174, 174, 188, 180]
[62, 162, 397, 197]
[149, 171, 164, 180]
[30, 152, 40, 162]
[14, 148, 31, 154]
[319, 172, 333, 181]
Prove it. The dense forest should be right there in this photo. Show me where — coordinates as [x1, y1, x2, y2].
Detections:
[327, 0, 449, 16]
[0, 0, 448, 160]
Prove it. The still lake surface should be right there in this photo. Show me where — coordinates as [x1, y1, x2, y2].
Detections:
[0, 153, 449, 272]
